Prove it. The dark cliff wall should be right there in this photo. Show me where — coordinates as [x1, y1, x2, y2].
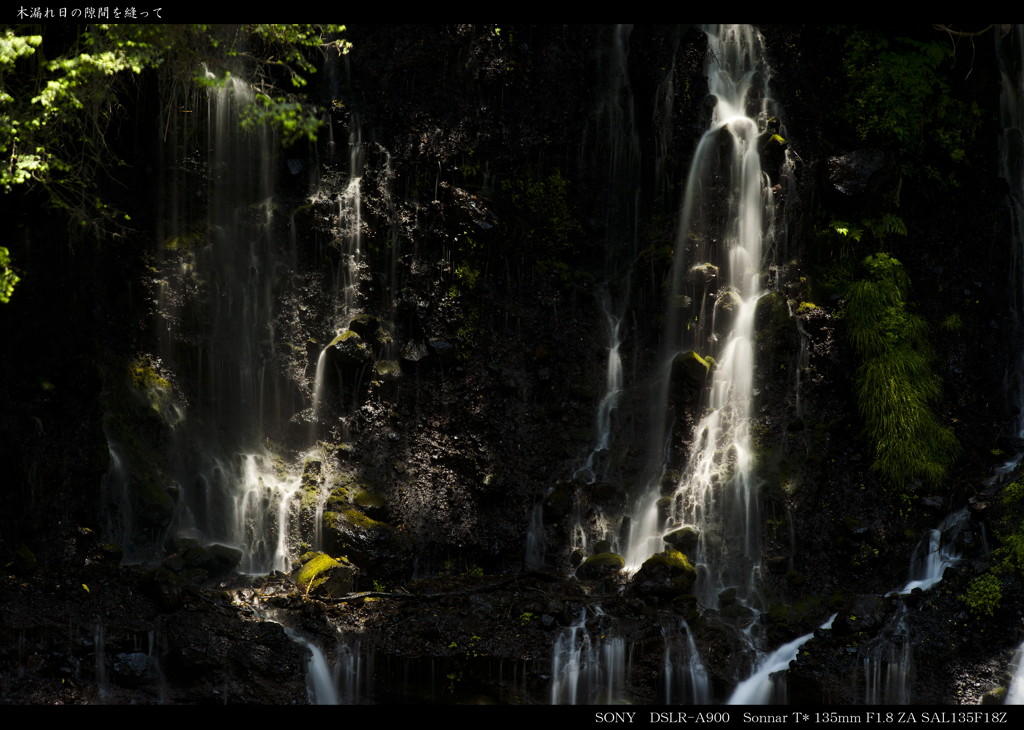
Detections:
[0, 24, 1020, 705]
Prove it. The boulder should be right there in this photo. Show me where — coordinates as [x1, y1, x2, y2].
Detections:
[664, 526, 699, 554]
[576, 552, 625, 580]
[292, 552, 356, 597]
[322, 508, 411, 580]
[632, 550, 696, 599]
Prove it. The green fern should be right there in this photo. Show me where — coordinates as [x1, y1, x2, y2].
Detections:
[845, 253, 958, 489]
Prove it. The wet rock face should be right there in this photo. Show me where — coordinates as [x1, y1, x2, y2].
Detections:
[2, 23, 1021, 706]
[827, 149, 894, 197]
[0, 562, 310, 705]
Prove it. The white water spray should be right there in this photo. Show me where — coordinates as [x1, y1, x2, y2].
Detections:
[1006, 641, 1024, 703]
[625, 26, 789, 618]
[728, 615, 835, 705]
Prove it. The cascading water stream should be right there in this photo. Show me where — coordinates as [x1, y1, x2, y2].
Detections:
[893, 508, 969, 595]
[728, 614, 836, 705]
[94, 624, 110, 703]
[999, 25, 1024, 444]
[660, 620, 711, 704]
[309, 117, 365, 445]
[549, 607, 629, 705]
[335, 635, 372, 704]
[860, 508, 970, 704]
[1006, 642, 1024, 703]
[139, 72, 307, 575]
[283, 627, 340, 705]
[567, 24, 640, 556]
[624, 24, 789, 615]
[338, 121, 365, 318]
[524, 492, 547, 570]
[575, 297, 625, 487]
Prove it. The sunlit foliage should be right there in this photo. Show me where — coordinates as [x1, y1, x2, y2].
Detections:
[845, 253, 958, 489]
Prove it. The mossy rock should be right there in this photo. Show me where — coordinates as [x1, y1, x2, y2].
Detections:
[671, 351, 714, 386]
[336, 508, 383, 530]
[325, 487, 352, 512]
[543, 489, 571, 520]
[576, 552, 625, 580]
[128, 355, 175, 419]
[664, 526, 699, 554]
[328, 328, 361, 347]
[302, 458, 322, 486]
[631, 550, 696, 599]
[11, 543, 37, 574]
[373, 360, 401, 380]
[325, 473, 381, 512]
[293, 552, 355, 597]
[322, 508, 411, 580]
[299, 458, 323, 510]
[980, 687, 1007, 705]
[326, 330, 372, 369]
[354, 489, 386, 518]
[592, 540, 613, 555]
[347, 314, 384, 342]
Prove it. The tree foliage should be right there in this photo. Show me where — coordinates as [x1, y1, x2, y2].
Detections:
[1, 24, 347, 302]
[840, 28, 980, 185]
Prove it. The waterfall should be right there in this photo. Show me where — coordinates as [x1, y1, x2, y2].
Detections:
[728, 632, 811, 705]
[103, 69, 343, 574]
[894, 508, 969, 595]
[335, 636, 372, 704]
[575, 295, 625, 486]
[1007, 642, 1024, 703]
[147, 629, 169, 704]
[524, 498, 546, 570]
[728, 615, 834, 705]
[999, 25, 1024, 436]
[311, 117, 364, 435]
[550, 607, 629, 704]
[338, 122, 365, 318]
[284, 628, 340, 705]
[862, 606, 913, 705]
[94, 624, 110, 703]
[568, 24, 640, 555]
[660, 620, 711, 704]
[624, 24, 790, 614]
[859, 509, 970, 704]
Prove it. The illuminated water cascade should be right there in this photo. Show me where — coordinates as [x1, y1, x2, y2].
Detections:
[575, 297, 625, 486]
[893, 508, 969, 595]
[279, 627, 338, 705]
[142, 73, 307, 574]
[625, 23, 791, 615]
[728, 615, 834, 705]
[1006, 642, 1024, 703]
[311, 118, 364, 434]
